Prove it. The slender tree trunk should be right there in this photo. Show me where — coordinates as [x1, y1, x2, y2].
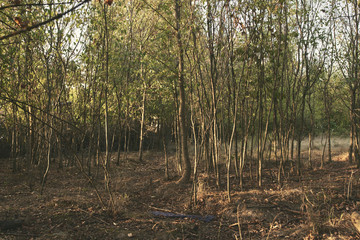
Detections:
[138, 43, 146, 162]
[175, 0, 191, 184]
[116, 123, 122, 166]
[162, 121, 169, 180]
[350, 124, 354, 163]
[321, 135, 327, 169]
[25, 33, 34, 191]
[11, 105, 17, 172]
[296, 92, 306, 176]
[103, 4, 110, 170]
[324, 82, 332, 163]
[41, 126, 52, 195]
[227, 111, 237, 202]
[207, 0, 220, 187]
[307, 93, 314, 169]
[138, 83, 146, 162]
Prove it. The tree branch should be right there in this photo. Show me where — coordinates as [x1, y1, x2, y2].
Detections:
[0, 2, 73, 11]
[139, 0, 177, 31]
[0, 0, 90, 41]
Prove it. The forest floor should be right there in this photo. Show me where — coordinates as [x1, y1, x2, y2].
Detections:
[1, 142, 360, 239]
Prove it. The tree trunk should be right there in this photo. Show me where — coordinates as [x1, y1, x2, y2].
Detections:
[138, 83, 146, 162]
[175, 0, 191, 184]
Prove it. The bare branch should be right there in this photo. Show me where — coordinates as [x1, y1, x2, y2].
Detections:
[0, 0, 90, 41]
[0, 2, 73, 11]
[139, 0, 177, 31]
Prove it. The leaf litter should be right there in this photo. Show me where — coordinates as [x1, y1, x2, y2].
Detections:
[0, 149, 360, 239]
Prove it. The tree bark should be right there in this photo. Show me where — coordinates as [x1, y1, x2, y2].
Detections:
[175, 0, 191, 184]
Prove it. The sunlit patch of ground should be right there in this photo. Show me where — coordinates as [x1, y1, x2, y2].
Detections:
[333, 152, 350, 162]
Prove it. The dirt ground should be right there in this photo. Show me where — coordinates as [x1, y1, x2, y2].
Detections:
[1, 147, 360, 239]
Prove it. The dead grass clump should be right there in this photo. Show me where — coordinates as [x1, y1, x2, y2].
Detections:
[196, 175, 210, 199]
[113, 193, 130, 210]
[298, 188, 360, 238]
[50, 197, 78, 209]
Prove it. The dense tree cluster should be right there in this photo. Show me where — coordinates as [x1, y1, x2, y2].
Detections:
[0, 0, 358, 200]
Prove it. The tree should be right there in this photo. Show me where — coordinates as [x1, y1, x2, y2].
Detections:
[174, 0, 191, 184]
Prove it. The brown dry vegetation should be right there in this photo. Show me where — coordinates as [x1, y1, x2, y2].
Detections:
[1, 139, 360, 239]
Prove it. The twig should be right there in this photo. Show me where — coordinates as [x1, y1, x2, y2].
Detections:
[0, 0, 90, 41]
[0, 94, 81, 132]
[138, 0, 176, 31]
[303, 191, 314, 207]
[217, 216, 223, 240]
[237, 203, 243, 240]
[148, 205, 177, 213]
[77, 208, 111, 225]
[347, 171, 354, 200]
[266, 212, 283, 240]
[0, 2, 73, 11]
